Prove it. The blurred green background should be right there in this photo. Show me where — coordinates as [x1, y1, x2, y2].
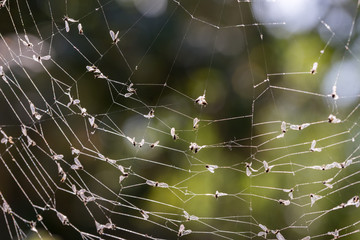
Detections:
[0, 0, 359, 239]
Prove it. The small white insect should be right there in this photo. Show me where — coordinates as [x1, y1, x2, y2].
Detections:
[346, 195, 360, 207]
[20, 35, 33, 48]
[310, 140, 322, 152]
[29, 102, 36, 116]
[78, 23, 83, 35]
[140, 210, 149, 220]
[32, 54, 51, 63]
[283, 188, 294, 199]
[119, 173, 128, 183]
[60, 172, 67, 183]
[27, 135, 36, 147]
[310, 62, 318, 74]
[309, 194, 322, 207]
[109, 30, 119, 44]
[30, 221, 38, 233]
[189, 142, 203, 153]
[206, 164, 218, 173]
[21, 124, 27, 136]
[86, 65, 100, 73]
[170, 127, 178, 140]
[150, 140, 159, 148]
[63, 16, 78, 33]
[245, 162, 258, 176]
[193, 117, 200, 129]
[53, 154, 64, 160]
[183, 210, 199, 221]
[214, 190, 227, 199]
[124, 92, 133, 98]
[0, 66, 6, 83]
[80, 107, 87, 116]
[327, 229, 339, 239]
[178, 224, 192, 237]
[271, 230, 286, 240]
[2, 198, 11, 214]
[95, 221, 105, 235]
[328, 114, 341, 123]
[331, 85, 339, 100]
[281, 121, 286, 133]
[71, 147, 80, 155]
[0, 129, 13, 145]
[127, 83, 136, 93]
[263, 160, 274, 173]
[195, 94, 207, 106]
[138, 138, 145, 147]
[95, 72, 107, 79]
[146, 180, 168, 188]
[71, 157, 83, 170]
[339, 159, 352, 169]
[143, 109, 155, 119]
[323, 178, 333, 189]
[56, 212, 69, 225]
[0, 0, 7, 8]
[258, 224, 270, 238]
[126, 136, 136, 146]
[301, 236, 311, 240]
[290, 123, 310, 131]
[88, 116, 97, 128]
[278, 199, 291, 206]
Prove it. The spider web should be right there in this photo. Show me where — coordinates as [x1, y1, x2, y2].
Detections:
[0, 0, 359, 239]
